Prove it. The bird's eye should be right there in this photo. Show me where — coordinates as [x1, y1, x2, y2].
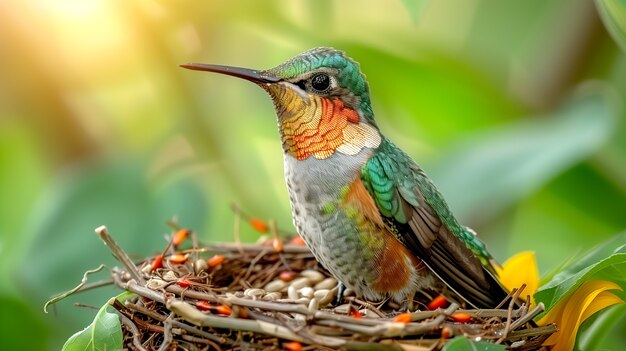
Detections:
[310, 73, 331, 93]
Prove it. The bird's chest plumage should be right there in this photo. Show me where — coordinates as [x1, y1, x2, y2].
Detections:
[284, 151, 368, 271]
[282, 150, 427, 301]
[283, 151, 368, 252]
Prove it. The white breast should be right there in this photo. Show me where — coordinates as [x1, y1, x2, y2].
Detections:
[282, 149, 373, 257]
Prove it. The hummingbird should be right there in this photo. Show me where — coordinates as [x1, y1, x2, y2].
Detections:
[181, 47, 509, 308]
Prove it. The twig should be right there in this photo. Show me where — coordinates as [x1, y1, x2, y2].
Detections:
[112, 269, 166, 303]
[314, 310, 390, 326]
[123, 301, 231, 344]
[157, 313, 174, 351]
[128, 315, 165, 334]
[224, 295, 312, 315]
[181, 334, 224, 350]
[242, 247, 272, 282]
[404, 303, 459, 335]
[315, 304, 460, 338]
[231, 203, 244, 255]
[496, 285, 524, 344]
[208, 243, 312, 254]
[507, 324, 558, 339]
[344, 297, 386, 318]
[191, 228, 200, 264]
[95, 226, 145, 284]
[114, 298, 148, 351]
[168, 299, 346, 347]
[73, 302, 100, 310]
[44, 264, 106, 313]
[343, 341, 405, 351]
[455, 308, 523, 319]
[73, 279, 114, 293]
[509, 302, 545, 331]
[256, 260, 284, 287]
[494, 283, 524, 310]
[112, 298, 234, 348]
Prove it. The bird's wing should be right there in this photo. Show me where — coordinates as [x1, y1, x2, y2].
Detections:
[361, 139, 509, 308]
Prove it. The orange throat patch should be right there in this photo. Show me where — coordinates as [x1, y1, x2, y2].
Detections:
[279, 96, 381, 160]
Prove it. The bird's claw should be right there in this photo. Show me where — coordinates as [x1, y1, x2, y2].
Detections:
[333, 282, 346, 306]
[383, 297, 415, 317]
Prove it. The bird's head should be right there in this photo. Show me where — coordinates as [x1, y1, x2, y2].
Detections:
[182, 47, 381, 160]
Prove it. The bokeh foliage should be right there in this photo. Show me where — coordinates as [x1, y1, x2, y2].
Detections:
[0, 0, 624, 349]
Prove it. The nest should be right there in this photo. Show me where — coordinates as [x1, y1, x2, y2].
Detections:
[73, 225, 557, 351]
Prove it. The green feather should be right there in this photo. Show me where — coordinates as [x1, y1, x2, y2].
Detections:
[362, 138, 493, 261]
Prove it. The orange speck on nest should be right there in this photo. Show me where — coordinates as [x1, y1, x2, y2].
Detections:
[207, 254, 225, 267]
[172, 229, 190, 247]
[195, 300, 211, 311]
[283, 341, 303, 351]
[290, 235, 306, 246]
[451, 312, 472, 323]
[279, 271, 297, 282]
[150, 255, 164, 271]
[273, 238, 284, 253]
[441, 326, 453, 339]
[214, 304, 232, 316]
[349, 309, 363, 319]
[249, 218, 269, 233]
[393, 312, 412, 323]
[427, 295, 449, 310]
[177, 278, 192, 288]
[168, 253, 188, 264]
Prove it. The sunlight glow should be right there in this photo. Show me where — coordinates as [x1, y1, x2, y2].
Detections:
[31, 0, 108, 19]
[25, 0, 134, 76]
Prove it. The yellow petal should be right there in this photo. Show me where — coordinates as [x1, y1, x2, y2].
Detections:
[580, 290, 623, 321]
[495, 251, 539, 304]
[539, 280, 623, 351]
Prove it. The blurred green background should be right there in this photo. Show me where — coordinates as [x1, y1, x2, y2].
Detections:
[1, 0, 625, 349]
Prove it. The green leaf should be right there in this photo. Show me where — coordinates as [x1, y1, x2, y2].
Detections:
[431, 86, 618, 222]
[595, 0, 626, 52]
[62, 301, 122, 351]
[442, 336, 506, 351]
[578, 303, 626, 350]
[116, 291, 136, 303]
[535, 231, 626, 313]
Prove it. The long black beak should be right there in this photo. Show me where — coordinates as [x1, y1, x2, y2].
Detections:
[180, 63, 280, 84]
